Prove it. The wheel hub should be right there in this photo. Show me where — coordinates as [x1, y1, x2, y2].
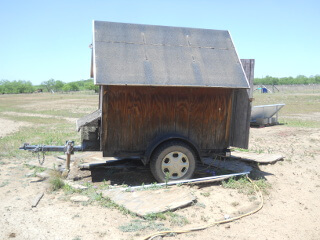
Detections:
[161, 151, 190, 179]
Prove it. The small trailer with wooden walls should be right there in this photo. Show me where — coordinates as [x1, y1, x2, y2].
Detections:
[83, 21, 254, 182]
[21, 21, 254, 182]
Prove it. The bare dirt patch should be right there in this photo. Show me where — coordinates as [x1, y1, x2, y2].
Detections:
[0, 118, 31, 138]
[21, 97, 98, 114]
[2, 111, 78, 123]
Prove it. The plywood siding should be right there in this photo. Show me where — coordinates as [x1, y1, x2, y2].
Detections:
[101, 86, 233, 157]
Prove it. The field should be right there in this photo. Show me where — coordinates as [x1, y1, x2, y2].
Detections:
[0, 87, 320, 240]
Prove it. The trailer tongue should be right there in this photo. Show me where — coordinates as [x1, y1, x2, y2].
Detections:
[20, 141, 83, 170]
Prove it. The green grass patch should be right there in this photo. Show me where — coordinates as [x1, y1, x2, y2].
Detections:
[200, 192, 210, 197]
[144, 212, 167, 221]
[48, 171, 65, 191]
[1, 114, 67, 125]
[145, 212, 189, 226]
[165, 212, 189, 226]
[233, 148, 249, 152]
[222, 177, 271, 195]
[0, 181, 9, 187]
[63, 184, 82, 195]
[98, 196, 134, 216]
[119, 219, 168, 233]
[24, 164, 46, 177]
[280, 119, 320, 128]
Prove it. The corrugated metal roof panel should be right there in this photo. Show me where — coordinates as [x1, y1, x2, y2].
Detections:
[93, 21, 249, 88]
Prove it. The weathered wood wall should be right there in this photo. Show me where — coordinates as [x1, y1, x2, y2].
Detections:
[229, 59, 255, 149]
[101, 86, 233, 157]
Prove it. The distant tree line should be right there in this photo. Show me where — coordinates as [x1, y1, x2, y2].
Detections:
[254, 75, 320, 85]
[1, 75, 320, 94]
[0, 80, 34, 94]
[0, 78, 99, 94]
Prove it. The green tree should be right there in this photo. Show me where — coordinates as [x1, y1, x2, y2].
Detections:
[41, 79, 56, 92]
[0, 80, 34, 93]
[62, 82, 79, 91]
[54, 80, 65, 91]
[84, 80, 99, 92]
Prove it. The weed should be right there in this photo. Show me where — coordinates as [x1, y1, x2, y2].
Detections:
[0, 181, 9, 187]
[285, 158, 292, 164]
[48, 171, 65, 191]
[98, 196, 134, 216]
[222, 177, 271, 195]
[254, 179, 272, 195]
[24, 164, 46, 177]
[138, 182, 164, 191]
[233, 148, 249, 152]
[88, 192, 103, 201]
[165, 172, 170, 188]
[72, 214, 80, 219]
[25, 164, 46, 171]
[200, 215, 209, 222]
[231, 201, 239, 207]
[195, 202, 206, 208]
[144, 212, 189, 226]
[63, 184, 81, 194]
[165, 212, 189, 226]
[200, 192, 210, 197]
[145, 212, 167, 221]
[98, 180, 110, 190]
[83, 181, 93, 188]
[119, 219, 168, 232]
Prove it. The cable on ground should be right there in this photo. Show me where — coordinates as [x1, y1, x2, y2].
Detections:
[141, 175, 264, 240]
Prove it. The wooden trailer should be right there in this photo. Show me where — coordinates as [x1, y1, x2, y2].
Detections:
[78, 21, 254, 182]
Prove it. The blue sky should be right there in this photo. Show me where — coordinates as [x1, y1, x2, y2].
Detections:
[0, 0, 319, 85]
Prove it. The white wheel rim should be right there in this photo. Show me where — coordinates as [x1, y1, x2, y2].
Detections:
[161, 151, 190, 179]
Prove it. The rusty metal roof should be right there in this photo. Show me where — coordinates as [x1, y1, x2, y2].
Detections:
[93, 21, 249, 88]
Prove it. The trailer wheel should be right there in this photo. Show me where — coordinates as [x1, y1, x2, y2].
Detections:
[150, 141, 197, 182]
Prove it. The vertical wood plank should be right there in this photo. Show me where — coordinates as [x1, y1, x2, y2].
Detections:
[230, 59, 255, 149]
[188, 88, 205, 148]
[174, 88, 190, 137]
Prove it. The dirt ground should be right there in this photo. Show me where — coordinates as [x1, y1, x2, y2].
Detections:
[1, 92, 320, 240]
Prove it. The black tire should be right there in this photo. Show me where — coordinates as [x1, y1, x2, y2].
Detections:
[150, 141, 197, 182]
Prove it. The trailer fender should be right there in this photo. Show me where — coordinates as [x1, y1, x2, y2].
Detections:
[143, 134, 201, 165]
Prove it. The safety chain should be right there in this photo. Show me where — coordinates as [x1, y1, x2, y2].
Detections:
[37, 152, 45, 165]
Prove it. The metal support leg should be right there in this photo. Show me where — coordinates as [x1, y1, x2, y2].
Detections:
[66, 153, 71, 171]
[64, 141, 74, 175]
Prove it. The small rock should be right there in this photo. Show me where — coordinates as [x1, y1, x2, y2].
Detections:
[63, 180, 88, 190]
[8, 232, 16, 238]
[29, 177, 42, 183]
[25, 171, 34, 177]
[70, 195, 90, 202]
[36, 171, 50, 179]
[225, 224, 231, 229]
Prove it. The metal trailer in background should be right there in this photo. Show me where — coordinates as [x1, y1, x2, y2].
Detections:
[21, 21, 255, 182]
[250, 104, 285, 126]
